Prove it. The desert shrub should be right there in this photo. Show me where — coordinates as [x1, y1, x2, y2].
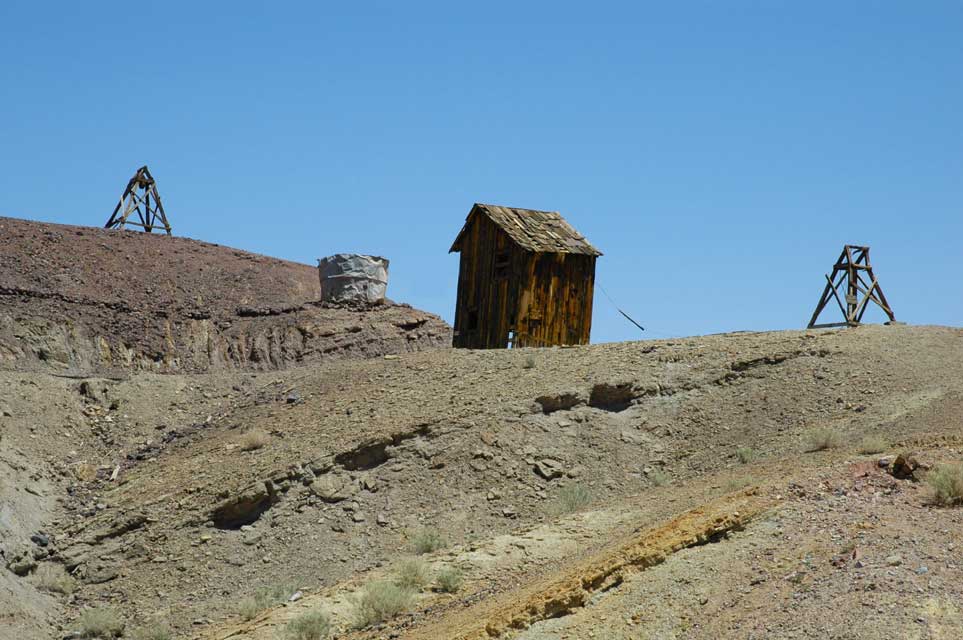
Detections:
[858, 435, 888, 455]
[435, 566, 463, 593]
[649, 469, 670, 487]
[522, 355, 536, 369]
[351, 580, 414, 629]
[284, 610, 331, 640]
[239, 429, 270, 451]
[410, 528, 446, 555]
[803, 428, 842, 452]
[395, 557, 431, 590]
[552, 483, 592, 514]
[927, 463, 963, 506]
[130, 626, 172, 640]
[724, 476, 754, 492]
[736, 447, 756, 464]
[238, 582, 296, 620]
[77, 608, 125, 639]
[33, 563, 75, 595]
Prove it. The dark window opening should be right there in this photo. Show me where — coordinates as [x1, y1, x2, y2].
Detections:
[467, 309, 479, 332]
[493, 251, 510, 278]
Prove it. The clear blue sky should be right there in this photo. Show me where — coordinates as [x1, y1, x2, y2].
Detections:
[2, 2, 960, 342]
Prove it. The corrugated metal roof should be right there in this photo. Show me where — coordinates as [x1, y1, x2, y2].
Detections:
[449, 203, 602, 256]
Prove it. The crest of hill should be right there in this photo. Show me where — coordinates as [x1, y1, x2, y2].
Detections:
[0, 215, 451, 373]
[0, 215, 320, 315]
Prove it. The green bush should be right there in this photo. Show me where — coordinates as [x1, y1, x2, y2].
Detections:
[735, 447, 756, 464]
[351, 581, 414, 629]
[927, 463, 963, 506]
[435, 566, 463, 593]
[284, 610, 331, 640]
[77, 608, 125, 639]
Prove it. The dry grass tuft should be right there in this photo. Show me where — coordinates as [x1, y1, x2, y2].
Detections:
[649, 469, 670, 487]
[239, 428, 271, 451]
[351, 580, 415, 629]
[130, 626, 173, 640]
[551, 483, 593, 514]
[926, 463, 963, 506]
[77, 607, 125, 639]
[238, 582, 296, 620]
[435, 566, 463, 593]
[858, 435, 888, 455]
[803, 428, 842, 453]
[284, 610, 331, 640]
[395, 557, 431, 590]
[410, 528, 446, 555]
[33, 563, 75, 595]
[736, 447, 756, 464]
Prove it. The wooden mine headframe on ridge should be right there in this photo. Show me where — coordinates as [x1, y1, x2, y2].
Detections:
[808, 244, 895, 328]
[104, 165, 171, 235]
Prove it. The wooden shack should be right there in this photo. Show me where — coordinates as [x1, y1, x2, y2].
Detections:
[449, 203, 602, 349]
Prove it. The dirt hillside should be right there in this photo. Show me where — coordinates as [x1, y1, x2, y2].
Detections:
[3, 315, 963, 639]
[0, 216, 450, 374]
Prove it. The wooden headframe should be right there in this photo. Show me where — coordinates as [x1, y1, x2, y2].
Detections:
[807, 245, 895, 328]
[104, 165, 172, 235]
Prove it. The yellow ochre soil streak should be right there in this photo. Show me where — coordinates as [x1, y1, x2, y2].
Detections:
[405, 490, 772, 639]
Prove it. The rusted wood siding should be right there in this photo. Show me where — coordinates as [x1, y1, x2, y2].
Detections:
[453, 215, 596, 349]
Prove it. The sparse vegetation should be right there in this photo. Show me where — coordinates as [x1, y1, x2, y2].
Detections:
[284, 610, 331, 640]
[649, 469, 670, 487]
[858, 435, 888, 455]
[33, 563, 75, 594]
[239, 428, 271, 451]
[522, 354, 536, 369]
[736, 447, 756, 464]
[395, 557, 431, 590]
[130, 626, 172, 640]
[410, 528, 446, 555]
[238, 582, 296, 620]
[926, 463, 963, 506]
[435, 566, 464, 593]
[803, 428, 842, 452]
[551, 483, 593, 514]
[351, 580, 415, 629]
[724, 476, 755, 492]
[77, 607, 125, 639]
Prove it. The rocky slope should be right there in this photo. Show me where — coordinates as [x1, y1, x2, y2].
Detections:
[3, 322, 963, 640]
[0, 216, 450, 374]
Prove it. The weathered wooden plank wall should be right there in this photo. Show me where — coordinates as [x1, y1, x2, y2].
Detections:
[515, 253, 595, 347]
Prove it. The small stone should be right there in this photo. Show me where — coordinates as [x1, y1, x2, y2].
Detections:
[289, 590, 303, 602]
[30, 533, 50, 547]
[285, 391, 301, 404]
[916, 566, 929, 575]
[885, 554, 903, 567]
[352, 512, 366, 523]
[502, 507, 517, 518]
[376, 513, 389, 527]
[533, 459, 565, 480]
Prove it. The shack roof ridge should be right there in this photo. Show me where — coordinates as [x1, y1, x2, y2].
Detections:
[449, 202, 602, 256]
